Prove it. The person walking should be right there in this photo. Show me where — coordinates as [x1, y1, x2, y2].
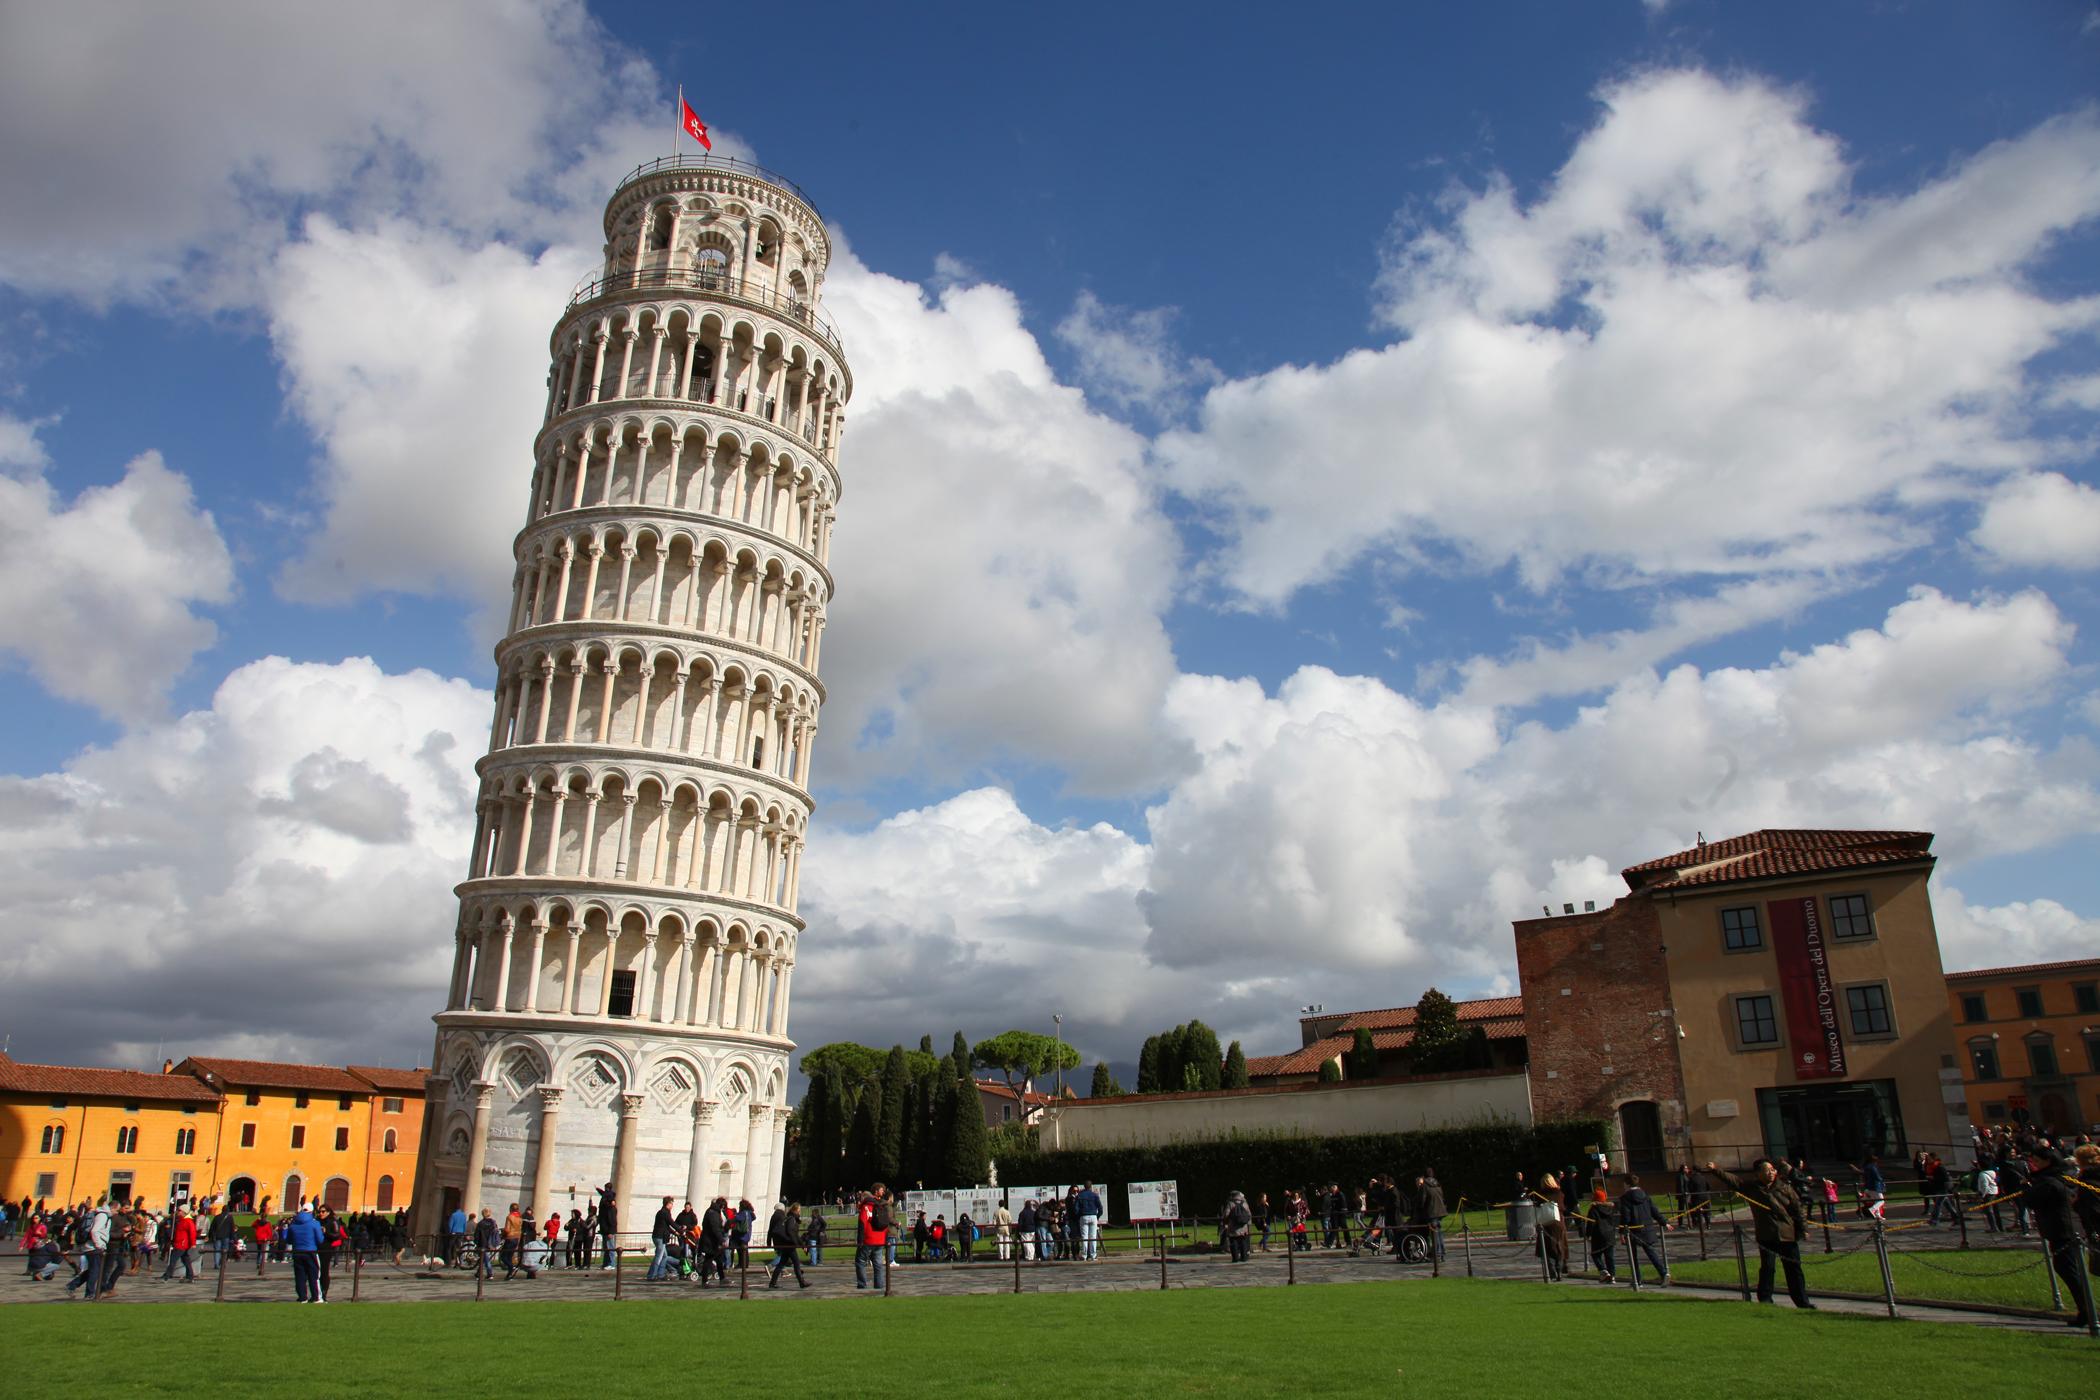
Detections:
[501, 1203, 525, 1280]
[1223, 1191, 1253, 1263]
[1253, 1193, 1273, 1252]
[807, 1205, 828, 1267]
[648, 1196, 676, 1281]
[565, 1209, 587, 1269]
[2073, 1143, 2100, 1278]
[1584, 1189, 1620, 1282]
[160, 1204, 198, 1283]
[854, 1184, 892, 1291]
[693, 1196, 728, 1286]
[1975, 1161, 2003, 1233]
[252, 1213, 274, 1275]
[596, 1185, 619, 1269]
[1702, 1160, 1814, 1309]
[2022, 1147, 2096, 1328]
[991, 1200, 1011, 1261]
[1412, 1171, 1448, 1263]
[284, 1203, 327, 1303]
[444, 1202, 468, 1266]
[1534, 1174, 1567, 1281]
[472, 1208, 498, 1280]
[734, 1198, 755, 1270]
[1616, 1174, 1669, 1283]
[767, 1201, 810, 1288]
[207, 1203, 236, 1272]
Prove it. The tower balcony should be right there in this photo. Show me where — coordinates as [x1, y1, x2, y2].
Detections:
[567, 265, 845, 366]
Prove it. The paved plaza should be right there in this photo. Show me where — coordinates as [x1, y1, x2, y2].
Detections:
[1, 1237, 2079, 1337]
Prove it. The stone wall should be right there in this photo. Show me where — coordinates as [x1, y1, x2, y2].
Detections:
[1045, 1069, 1532, 1150]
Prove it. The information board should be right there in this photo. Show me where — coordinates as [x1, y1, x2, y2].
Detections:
[1126, 1179, 1179, 1222]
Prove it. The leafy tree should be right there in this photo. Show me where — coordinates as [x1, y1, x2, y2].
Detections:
[875, 1046, 908, 1182]
[972, 1030, 1081, 1111]
[1346, 1027, 1379, 1080]
[1136, 1035, 1162, 1094]
[1090, 1062, 1126, 1097]
[1408, 988, 1465, 1072]
[1222, 1041, 1250, 1089]
[1317, 1058, 1343, 1083]
[798, 1042, 886, 1108]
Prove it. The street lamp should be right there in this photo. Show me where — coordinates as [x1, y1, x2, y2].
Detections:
[1053, 1013, 1064, 1099]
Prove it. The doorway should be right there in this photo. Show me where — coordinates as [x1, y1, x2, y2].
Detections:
[226, 1176, 257, 1211]
[1755, 1079, 1906, 1166]
[285, 1174, 304, 1210]
[1618, 1100, 1667, 1173]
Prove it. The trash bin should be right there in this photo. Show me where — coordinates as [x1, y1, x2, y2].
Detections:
[1505, 1199, 1536, 1242]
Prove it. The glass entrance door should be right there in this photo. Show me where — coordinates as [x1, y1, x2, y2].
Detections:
[1755, 1079, 1906, 1166]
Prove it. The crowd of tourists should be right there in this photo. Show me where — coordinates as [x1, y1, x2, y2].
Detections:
[6, 1193, 409, 1302]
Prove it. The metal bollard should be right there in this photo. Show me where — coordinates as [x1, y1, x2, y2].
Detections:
[1696, 1210, 1707, 1261]
[1012, 1235, 1022, 1294]
[883, 1245, 893, 1296]
[1872, 1221, 1898, 1319]
[1431, 1225, 1440, 1278]
[1731, 1223, 1750, 1302]
[476, 1260, 485, 1302]
[1462, 1220, 1473, 1278]
[613, 1240, 622, 1301]
[1659, 1224, 1670, 1282]
[1158, 1230, 1168, 1291]
[352, 1251, 362, 1303]
[1954, 1198, 1968, 1250]
[2040, 1234, 2063, 1312]
[740, 1248, 749, 1299]
[214, 1252, 229, 1302]
[1628, 1227, 1642, 1292]
[1287, 1234, 1296, 1285]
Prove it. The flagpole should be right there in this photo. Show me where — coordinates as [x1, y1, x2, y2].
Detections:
[675, 83, 682, 162]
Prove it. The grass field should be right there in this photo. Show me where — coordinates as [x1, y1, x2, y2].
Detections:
[1672, 1244, 2094, 1314]
[11, 1279, 2094, 1397]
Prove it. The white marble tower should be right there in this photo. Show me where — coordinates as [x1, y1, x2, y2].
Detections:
[413, 154, 848, 1235]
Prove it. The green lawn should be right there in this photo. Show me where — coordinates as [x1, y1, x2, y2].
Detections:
[10, 1280, 2093, 1397]
[1673, 1244, 2093, 1314]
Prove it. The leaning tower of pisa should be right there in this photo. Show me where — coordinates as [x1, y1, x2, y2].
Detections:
[413, 155, 848, 1236]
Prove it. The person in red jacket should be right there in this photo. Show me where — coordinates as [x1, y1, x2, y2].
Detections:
[161, 1207, 199, 1282]
[252, 1215, 274, 1275]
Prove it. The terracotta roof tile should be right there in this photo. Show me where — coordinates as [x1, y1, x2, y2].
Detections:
[1622, 828, 1932, 892]
[177, 1057, 368, 1094]
[347, 1066, 430, 1093]
[1250, 1014, 1527, 1078]
[0, 1053, 221, 1104]
[1945, 957, 2100, 983]
[1325, 994, 1525, 1032]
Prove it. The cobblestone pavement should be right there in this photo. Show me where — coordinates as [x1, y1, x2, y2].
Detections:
[1, 1239, 2086, 1337]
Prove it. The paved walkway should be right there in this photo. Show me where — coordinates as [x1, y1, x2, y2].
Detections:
[2, 1239, 2088, 1337]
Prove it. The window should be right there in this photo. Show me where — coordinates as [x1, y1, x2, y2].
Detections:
[2074, 983, 2099, 1015]
[114, 1125, 138, 1154]
[174, 1127, 196, 1156]
[40, 1124, 64, 1154]
[1983, 1101, 2008, 1121]
[1735, 995, 1780, 1047]
[1828, 893, 1874, 940]
[1720, 906, 1762, 951]
[124, 1101, 140, 1113]
[2027, 1037, 2059, 1077]
[240, 1123, 256, 1148]
[2086, 1035, 2100, 1075]
[1846, 983, 1894, 1037]
[1960, 993, 1987, 1023]
[2015, 987, 2043, 1018]
[181, 1105, 197, 1116]
[338, 1094, 352, 1111]
[168, 1171, 191, 1202]
[48, 1098, 66, 1110]
[1969, 1039, 2000, 1080]
[34, 1172, 56, 1198]
[245, 1091, 261, 1106]
[608, 969, 638, 1017]
[295, 1093, 310, 1109]
[1001, 1104, 1013, 1123]
[381, 1097, 405, 1114]
[383, 1128, 398, 1153]
[290, 1126, 306, 1149]
[334, 1127, 350, 1152]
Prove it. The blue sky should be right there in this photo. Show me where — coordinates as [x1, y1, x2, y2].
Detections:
[2, 1, 2098, 1078]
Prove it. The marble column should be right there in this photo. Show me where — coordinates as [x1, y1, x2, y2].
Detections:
[684, 1099, 717, 1207]
[461, 1081, 495, 1218]
[530, 1086, 564, 1215]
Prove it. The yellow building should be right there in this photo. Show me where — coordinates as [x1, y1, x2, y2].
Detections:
[0, 1052, 223, 1209]
[177, 1057, 424, 1213]
[1945, 957, 2100, 1135]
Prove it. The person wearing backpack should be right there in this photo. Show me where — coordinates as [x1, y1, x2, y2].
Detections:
[283, 1204, 327, 1303]
[854, 1184, 892, 1291]
[1616, 1174, 1669, 1283]
[160, 1204, 199, 1282]
[1222, 1191, 1253, 1263]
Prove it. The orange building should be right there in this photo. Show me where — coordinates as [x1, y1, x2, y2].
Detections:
[176, 1057, 424, 1213]
[1944, 957, 2100, 1136]
[0, 1052, 223, 1209]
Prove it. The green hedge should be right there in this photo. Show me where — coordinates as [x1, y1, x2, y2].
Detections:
[999, 1117, 1610, 1217]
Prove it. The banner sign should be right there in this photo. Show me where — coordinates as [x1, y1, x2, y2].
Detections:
[960, 1189, 1002, 1222]
[1126, 1179, 1179, 1222]
[1767, 896, 1846, 1080]
[1005, 1185, 1066, 1210]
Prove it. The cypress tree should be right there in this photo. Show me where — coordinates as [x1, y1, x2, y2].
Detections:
[1136, 1035, 1162, 1093]
[945, 1060, 990, 1186]
[1223, 1041, 1250, 1089]
[1090, 1062, 1114, 1097]
[875, 1045, 908, 1181]
[1317, 1058, 1343, 1083]
[1347, 1026, 1379, 1079]
[848, 1085, 879, 1185]
[1183, 1020, 1224, 1090]
[919, 1035, 934, 1055]
[818, 1064, 849, 1195]
[930, 1062, 960, 1187]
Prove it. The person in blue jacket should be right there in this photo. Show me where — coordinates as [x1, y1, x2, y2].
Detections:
[284, 1205, 328, 1303]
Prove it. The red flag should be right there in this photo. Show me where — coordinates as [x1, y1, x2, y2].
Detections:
[680, 99, 712, 152]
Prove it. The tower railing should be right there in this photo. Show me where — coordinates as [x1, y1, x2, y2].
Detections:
[566, 266, 845, 360]
[613, 154, 822, 219]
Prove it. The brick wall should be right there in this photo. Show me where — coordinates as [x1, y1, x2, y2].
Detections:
[1513, 897, 1689, 1152]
